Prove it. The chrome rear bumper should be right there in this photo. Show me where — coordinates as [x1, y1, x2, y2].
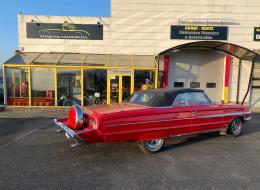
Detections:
[54, 119, 85, 144]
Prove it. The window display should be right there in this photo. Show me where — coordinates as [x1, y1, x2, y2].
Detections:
[83, 69, 107, 106]
[57, 69, 81, 106]
[31, 68, 55, 106]
[6, 68, 29, 106]
[134, 71, 154, 91]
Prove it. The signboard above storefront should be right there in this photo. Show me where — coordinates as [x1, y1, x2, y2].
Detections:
[27, 23, 103, 40]
[171, 25, 228, 40]
[254, 27, 260, 41]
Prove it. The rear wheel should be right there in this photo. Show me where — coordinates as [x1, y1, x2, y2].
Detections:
[138, 138, 165, 154]
[227, 118, 243, 137]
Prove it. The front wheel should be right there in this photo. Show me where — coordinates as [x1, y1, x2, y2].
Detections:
[227, 118, 243, 137]
[138, 138, 165, 154]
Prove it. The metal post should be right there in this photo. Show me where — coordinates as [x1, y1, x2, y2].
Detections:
[27, 67, 31, 106]
[236, 59, 242, 104]
[81, 68, 84, 106]
[54, 67, 57, 106]
[241, 56, 256, 105]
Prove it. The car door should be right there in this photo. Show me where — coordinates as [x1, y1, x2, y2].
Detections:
[186, 92, 225, 133]
[169, 92, 194, 136]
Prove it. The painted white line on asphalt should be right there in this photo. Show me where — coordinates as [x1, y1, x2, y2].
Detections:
[0, 120, 53, 149]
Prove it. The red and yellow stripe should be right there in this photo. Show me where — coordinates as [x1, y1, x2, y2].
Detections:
[224, 55, 231, 103]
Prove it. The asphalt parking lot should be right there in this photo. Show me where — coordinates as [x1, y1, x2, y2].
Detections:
[0, 116, 260, 190]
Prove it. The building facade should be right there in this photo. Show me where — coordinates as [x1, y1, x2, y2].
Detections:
[2, 0, 260, 107]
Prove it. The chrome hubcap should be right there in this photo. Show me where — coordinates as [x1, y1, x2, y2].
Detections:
[146, 139, 164, 151]
[231, 119, 242, 136]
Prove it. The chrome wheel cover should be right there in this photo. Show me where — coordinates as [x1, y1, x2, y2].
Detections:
[231, 118, 242, 136]
[145, 139, 164, 152]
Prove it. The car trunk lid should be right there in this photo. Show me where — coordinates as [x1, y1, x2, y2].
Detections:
[83, 103, 149, 115]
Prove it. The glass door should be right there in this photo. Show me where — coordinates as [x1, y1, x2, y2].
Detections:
[107, 74, 133, 104]
[109, 75, 119, 103]
[122, 76, 131, 101]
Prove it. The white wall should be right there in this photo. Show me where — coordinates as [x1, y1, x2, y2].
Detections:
[18, 0, 260, 55]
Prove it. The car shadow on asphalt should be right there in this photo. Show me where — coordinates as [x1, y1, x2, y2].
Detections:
[162, 120, 260, 153]
[162, 132, 221, 153]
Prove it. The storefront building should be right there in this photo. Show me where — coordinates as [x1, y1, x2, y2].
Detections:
[2, 0, 260, 108]
[3, 53, 157, 106]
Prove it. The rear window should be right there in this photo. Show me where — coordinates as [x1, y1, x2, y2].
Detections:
[173, 92, 211, 107]
[127, 93, 154, 105]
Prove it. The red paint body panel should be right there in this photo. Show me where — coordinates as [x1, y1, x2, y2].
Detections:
[57, 102, 250, 144]
[224, 55, 231, 87]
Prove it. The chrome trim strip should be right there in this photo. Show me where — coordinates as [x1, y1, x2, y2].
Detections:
[54, 119, 85, 143]
[195, 112, 251, 119]
[169, 128, 224, 138]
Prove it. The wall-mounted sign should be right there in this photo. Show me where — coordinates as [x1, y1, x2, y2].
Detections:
[171, 25, 228, 40]
[27, 23, 103, 40]
[254, 27, 260, 41]
[108, 69, 134, 75]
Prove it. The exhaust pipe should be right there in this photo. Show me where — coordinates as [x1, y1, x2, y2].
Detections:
[56, 129, 64, 133]
[70, 140, 82, 148]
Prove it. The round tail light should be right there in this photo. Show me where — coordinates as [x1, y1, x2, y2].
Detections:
[68, 105, 84, 129]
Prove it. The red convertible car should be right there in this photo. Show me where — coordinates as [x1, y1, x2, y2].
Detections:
[54, 88, 251, 153]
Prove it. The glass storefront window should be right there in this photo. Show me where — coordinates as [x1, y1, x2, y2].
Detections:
[57, 69, 81, 106]
[31, 68, 55, 106]
[5, 67, 29, 106]
[134, 70, 154, 91]
[83, 69, 107, 106]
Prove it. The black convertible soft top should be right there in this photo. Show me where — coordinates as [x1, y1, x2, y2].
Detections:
[130, 88, 205, 107]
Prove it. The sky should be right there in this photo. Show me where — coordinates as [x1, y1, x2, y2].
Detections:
[0, 0, 110, 64]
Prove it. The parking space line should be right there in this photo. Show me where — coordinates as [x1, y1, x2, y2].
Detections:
[0, 121, 53, 149]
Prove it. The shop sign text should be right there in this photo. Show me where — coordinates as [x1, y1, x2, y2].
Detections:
[171, 25, 228, 40]
[27, 23, 103, 40]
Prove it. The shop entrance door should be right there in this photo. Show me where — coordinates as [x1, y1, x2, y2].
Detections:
[107, 74, 134, 104]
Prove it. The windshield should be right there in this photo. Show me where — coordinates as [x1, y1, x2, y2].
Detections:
[125, 92, 154, 106]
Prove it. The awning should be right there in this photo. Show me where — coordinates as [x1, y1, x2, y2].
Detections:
[3, 52, 157, 68]
[158, 41, 260, 60]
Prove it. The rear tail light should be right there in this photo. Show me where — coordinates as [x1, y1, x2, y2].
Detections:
[68, 105, 84, 130]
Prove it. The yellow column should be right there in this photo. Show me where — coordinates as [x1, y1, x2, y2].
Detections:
[154, 69, 158, 89]
[81, 68, 84, 106]
[54, 67, 57, 106]
[11, 69, 15, 97]
[28, 67, 31, 106]
[130, 74, 134, 94]
[19, 69, 22, 97]
[119, 75, 122, 103]
[107, 74, 110, 104]
[2, 66, 7, 105]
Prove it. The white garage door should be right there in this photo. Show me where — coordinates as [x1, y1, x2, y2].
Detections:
[168, 49, 225, 102]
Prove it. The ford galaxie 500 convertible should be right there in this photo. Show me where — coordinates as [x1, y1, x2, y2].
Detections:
[54, 88, 251, 153]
